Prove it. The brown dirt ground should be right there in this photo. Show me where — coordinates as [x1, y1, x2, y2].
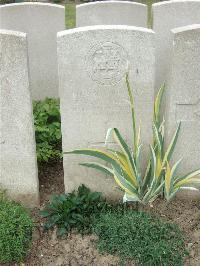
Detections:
[4, 161, 200, 266]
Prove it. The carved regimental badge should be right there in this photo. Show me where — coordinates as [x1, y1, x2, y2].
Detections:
[87, 42, 129, 86]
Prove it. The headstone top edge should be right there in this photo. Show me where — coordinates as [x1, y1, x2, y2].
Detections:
[153, 0, 200, 8]
[77, 1, 147, 9]
[171, 24, 200, 34]
[0, 29, 26, 38]
[57, 25, 154, 38]
[0, 2, 65, 10]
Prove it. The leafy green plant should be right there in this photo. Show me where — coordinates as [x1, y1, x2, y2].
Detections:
[152, 88, 200, 201]
[40, 184, 108, 236]
[33, 98, 62, 163]
[93, 210, 188, 266]
[65, 74, 200, 204]
[0, 199, 33, 263]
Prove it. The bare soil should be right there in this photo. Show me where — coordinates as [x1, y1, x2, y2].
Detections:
[5, 161, 200, 266]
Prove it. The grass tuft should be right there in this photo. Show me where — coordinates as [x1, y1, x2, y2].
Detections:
[65, 3, 76, 29]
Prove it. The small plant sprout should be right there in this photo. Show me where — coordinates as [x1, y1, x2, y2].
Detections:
[65, 74, 200, 204]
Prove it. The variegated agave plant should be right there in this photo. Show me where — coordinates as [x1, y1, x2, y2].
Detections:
[65, 74, 200, 204]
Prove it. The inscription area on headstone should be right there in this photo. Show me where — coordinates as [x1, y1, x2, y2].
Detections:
[87, 42, 129, 86]
[176, 99, 200, 121]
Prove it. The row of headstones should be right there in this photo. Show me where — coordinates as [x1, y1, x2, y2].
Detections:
[1, 1, 200, 99]
[1, 1, 200, 207]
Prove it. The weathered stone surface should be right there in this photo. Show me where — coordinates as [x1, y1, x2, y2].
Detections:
[153, 0, 200, 90]
[57, 25, 155, 200]
[0, 30, 39, 207]
[166, 24, 200, 184]
[0, 3, 65, 100]
[76, 1, 147, 27]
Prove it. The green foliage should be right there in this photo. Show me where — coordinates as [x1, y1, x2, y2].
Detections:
[93, 210, 188, 266]
[0, 0, 15, 4]
[65, 75, 200, 204]
[65, 3, 76, 29]
[41, 185, 108, 236]
[52, 0, 62, 3]
[0, 199, 33, 263]
[33, 98, 62, 163]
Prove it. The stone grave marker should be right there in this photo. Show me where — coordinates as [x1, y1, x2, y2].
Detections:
[0, 29, 39, 207]
[76, 1, 147, 27]
[153, 0, 200, 90]
[57, 25, 155, 199]
[0, 3, 65, 100]
[166, 24, 200, 180]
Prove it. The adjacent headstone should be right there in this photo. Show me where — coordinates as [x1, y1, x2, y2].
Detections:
[57, 25, 155, 199]
[0, 29, 39, 207]
[76, 1, 147, 27]
[166, 24, 200, 179]
[0, 3, 65, 100]
[153, 0, 200, 90]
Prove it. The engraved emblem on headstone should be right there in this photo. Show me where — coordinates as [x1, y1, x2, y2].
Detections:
[87, 42, 129, 85]
[176, 99, 200, 121]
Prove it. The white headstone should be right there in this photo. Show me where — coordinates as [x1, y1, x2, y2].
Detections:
[57, 25, 155, 199]
[0, 3, 65, 100]
[76, 1, 147, 27]
[153, 0, 200, 90]
[166, 24, 200, 180]
[0, 29, 39, 207]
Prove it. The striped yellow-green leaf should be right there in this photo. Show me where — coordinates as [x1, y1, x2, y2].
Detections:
[105, 127, 137, 182]
[154, 84, 165, 124]
[175, 178, 200, 188]
[153, 123, 162, 155]
[65, 148, 117, 165]
[108, 149, 136, 182]
[162, 122, 181, 165]
[175, 168, 200, 183]
[112, 168, 139, 199]
[142, 146, 157, 201]
[170, 159, 182, 183]
[108, 149, 128, 169]
[165, 162, 171, 196]
[150, 145, 156, 180]
[111, 128, 139, 186]
[125, 73, 137, 154]
[65, 148, 137, 186]
[174, 169, 200, 188]
[79, 162, 114, 176]
[156, 156, 163, 179]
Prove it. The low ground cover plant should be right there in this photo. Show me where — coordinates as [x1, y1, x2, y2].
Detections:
[0, 198, 33, 263]
[41, 184, 108, 236]
[33, 98, 62, 163]
[65, 74, 200, 204]
[41, 186, 189, 264]
[93, 210, 188, 266]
